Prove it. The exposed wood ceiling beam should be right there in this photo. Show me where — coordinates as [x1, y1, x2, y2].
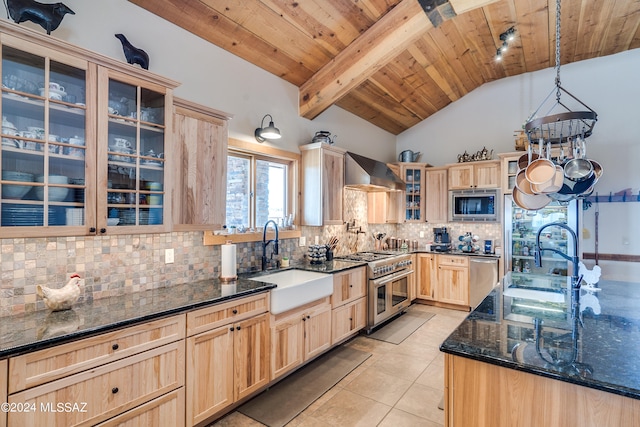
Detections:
[299, 0, 434, 120]
[299, 0, 499, 121]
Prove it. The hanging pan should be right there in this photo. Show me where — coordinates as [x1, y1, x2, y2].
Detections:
[517, 144, 539, 170]
[564, 137, 593, 182]
[531, 143, 564, 194]
[512, 186, 551, 211]
[526, 139, 556, 186]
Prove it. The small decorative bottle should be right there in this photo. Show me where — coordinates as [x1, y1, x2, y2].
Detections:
[513, 259, 521, 272]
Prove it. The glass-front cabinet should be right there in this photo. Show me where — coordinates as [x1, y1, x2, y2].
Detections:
[0, 24, 176, 237]
[1, 40, 94, 235]
[400, 163, 424, 222]
[98, 69, 170, 232]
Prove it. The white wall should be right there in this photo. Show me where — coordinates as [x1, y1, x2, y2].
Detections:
[5, 0, 396, 160]
[398, 50, 640, 280]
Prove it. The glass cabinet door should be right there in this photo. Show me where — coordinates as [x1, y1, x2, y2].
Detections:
[100, 72, 167, 231]
[403, 167, 422, 221]
[1, 44, 89, 233]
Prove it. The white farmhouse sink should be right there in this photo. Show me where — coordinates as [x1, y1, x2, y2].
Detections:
[249, 269, 333, 314]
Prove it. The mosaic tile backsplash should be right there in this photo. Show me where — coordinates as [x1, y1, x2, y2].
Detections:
[1, 189, 503, 317]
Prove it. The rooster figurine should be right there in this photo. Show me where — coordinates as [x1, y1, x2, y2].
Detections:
[37, 273, 84, 311]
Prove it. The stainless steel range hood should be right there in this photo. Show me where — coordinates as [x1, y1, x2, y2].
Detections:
[345, 152, 406, 192]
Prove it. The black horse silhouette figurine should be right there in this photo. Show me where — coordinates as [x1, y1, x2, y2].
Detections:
[115, 34, 149, 70]
[6, 0, 74, 35]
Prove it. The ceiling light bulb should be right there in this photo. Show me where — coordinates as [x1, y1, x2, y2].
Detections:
[496, 49, 503, 61]
[501, 41, 509, 52]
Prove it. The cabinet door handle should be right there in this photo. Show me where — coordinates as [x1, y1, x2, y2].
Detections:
[302, 317, 306, 322]
[100, 228, 106, 234]
[236, 326, 241, 330]
[232, 309, 238, 314]
[230, 327, 234, 331]
[112, 387, 119, 394]
[307, 315, 311, 319]
[112, 343, 119, 351]
[89, 227, 96, 233]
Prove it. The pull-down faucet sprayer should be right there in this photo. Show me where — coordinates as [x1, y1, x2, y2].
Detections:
[534, 222, 581, 290]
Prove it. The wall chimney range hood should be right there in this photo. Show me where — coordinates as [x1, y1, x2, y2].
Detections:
[345, 152, 406, 192]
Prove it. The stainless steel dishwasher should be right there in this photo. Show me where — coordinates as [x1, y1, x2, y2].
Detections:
[469, 257, 499, 308]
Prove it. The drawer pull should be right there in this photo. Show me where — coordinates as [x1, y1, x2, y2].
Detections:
[236, 326, 241, 330]
[112, 387, 119, 394]
[112, 343, 119, 350]
[230, 327, 234, 331]
[232, 309, 238, 314]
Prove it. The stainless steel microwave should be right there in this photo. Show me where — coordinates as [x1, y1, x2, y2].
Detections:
[450, 189, 499, 222]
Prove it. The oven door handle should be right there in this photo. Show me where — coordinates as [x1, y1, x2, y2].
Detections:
[374, 268, 413, 285]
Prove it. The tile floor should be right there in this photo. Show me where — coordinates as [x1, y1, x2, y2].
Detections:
[214, 304, 468, 427]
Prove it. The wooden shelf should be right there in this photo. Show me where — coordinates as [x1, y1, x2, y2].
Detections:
[203, 229, 301, 246]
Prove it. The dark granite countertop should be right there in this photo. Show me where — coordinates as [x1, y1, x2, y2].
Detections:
[0, 261, 367, 359]
[0, 277, 277, 358]
[440, 275, 640, 400]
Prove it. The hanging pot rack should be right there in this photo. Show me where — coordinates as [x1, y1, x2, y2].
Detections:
[523, 0, 597, 145]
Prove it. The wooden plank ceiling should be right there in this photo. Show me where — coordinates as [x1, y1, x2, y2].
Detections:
[129, 0, 640, 135]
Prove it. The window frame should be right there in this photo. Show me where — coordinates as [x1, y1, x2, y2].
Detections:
[227, 138, 299, 230]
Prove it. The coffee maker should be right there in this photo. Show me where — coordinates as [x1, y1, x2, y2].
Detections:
[431, 227, 452, 252]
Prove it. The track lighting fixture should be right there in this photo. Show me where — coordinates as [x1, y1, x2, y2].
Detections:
[495, 26, 516, 60]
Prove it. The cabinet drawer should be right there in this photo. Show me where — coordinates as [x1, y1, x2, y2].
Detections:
[438, 255, 469, 267]
[9, 315, 186, 393]
[331, 267, 367, 307]
[8, 341, 184, 427]
[187, 292, 269, 336]
[95, 388, 185, 427]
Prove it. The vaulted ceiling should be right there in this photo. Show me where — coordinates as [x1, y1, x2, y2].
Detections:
[129, 0, 640, 134]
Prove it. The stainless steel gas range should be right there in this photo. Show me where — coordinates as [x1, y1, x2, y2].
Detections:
[338, 251, 413, 333]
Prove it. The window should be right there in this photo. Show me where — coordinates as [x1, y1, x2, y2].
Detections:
[226, 145, 295, 229]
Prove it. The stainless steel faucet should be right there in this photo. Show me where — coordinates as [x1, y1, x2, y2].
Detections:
[534, 221, 581, 290]
[262, 220, 279, 270]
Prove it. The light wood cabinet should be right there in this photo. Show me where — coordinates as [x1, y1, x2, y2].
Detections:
[95, 388, 185, 427]
[445, 354, 640, 427]
[186, 293, 270, 425]
[8, 341, 184, 426]
[367, 190, 403, 224]
[271, 298, 332, 380]
[448, 160, 500, 190]
[425, 167, 448, 223]
[1, 359, 6, 427]
[9, 315, 185, 393]
[331, 298, 366, 344]
[172, 98, 231, 230]
[300, 142, 345, 226]
[437, 255, 469, 306]
[499, 152, 521, 194]
[331, 267, 367, 344]
[416, 254, 469, 308]
[397, 162, 425, 222]
[6, 315, 185, 426]
[0, 21, 178, 237]
[417, 253, 437, 301]
[331, 267, 366, 307]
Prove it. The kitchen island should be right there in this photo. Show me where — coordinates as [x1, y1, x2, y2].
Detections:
[440, 277, 640, 426]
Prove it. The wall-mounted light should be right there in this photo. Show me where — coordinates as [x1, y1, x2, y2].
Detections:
[254, 114, 282, 143]
[495, 26, 516, 61]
